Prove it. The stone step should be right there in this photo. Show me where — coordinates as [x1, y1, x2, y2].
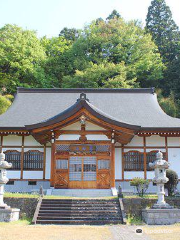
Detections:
[41, 203, 119, 207]
[40, 207, 120, 211]
[51, 189, 113, 197]
[39, 210, 120, 214]
[36, 219, 122, 225]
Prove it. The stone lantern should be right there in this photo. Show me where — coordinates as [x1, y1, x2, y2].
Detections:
[0, 151, 20, 222]
[149, 151, 172, 209]
[142, 150, 180, 225]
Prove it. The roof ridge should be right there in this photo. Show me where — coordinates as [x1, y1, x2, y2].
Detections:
[17, 87, 155, 94]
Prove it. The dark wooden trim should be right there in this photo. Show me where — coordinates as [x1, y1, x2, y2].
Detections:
[20, 136, 24, 179]
[143, 136, 147, 179]
[122, 145, 124, 180]
[9, 179, 49, 181]
[50, 142, 55, 187]
[43, 145, 46, 179]
[0, 135, 3, 152]
[55, 140, 111, 145]
[111, 142, 115, 188]
[165, 136, 168, 161]
[57, 130, 110, 135]
[2, 145, 44, 148]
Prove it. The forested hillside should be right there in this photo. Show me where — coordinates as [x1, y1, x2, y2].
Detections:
[0, 0, 179, 117]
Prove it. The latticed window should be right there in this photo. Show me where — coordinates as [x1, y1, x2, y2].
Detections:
[146, 151, 166, 171]
[56, 159, 68, 169]
[98, 160, 110, 170]
[124, 151, 144, 171]
[23, 150, 43, 170]
[4, 150, 21, 170]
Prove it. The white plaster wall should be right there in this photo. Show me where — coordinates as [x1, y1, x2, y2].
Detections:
[3, 135, 22, 146]
[7, 171, 21, 179]
[61, 122, 81, 130]
[115, 148, 122, 179]
[24, 136, 42, 146]
[146, 135, 165, 147]
[126, 136, 143, 147]
[124, 171, 144, 179]
[146, 148, 165, 153]
[87, 135, 108, 140]
[61, 121, 106, 131]
[146, 171, 155, 179]
[168, 148, 180, 178]
[45, 147, 51, 179]
[23, 171, 43, 179]
[58, 134, 80, 141]
[167, 137, 180, 147]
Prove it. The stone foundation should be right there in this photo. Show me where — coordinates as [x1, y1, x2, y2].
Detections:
[0, 208, 20, 222]
[142, 208, 180, 225]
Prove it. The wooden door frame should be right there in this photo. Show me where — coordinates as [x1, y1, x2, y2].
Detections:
[50, 140, 114, 188]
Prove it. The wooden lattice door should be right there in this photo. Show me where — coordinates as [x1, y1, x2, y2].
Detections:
[54, 158, 69, 188]
[97, 157, 110, 189]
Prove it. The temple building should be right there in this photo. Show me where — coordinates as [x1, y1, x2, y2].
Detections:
[0, 87, 180, 194]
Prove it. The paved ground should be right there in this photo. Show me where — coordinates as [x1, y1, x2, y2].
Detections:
[0, 223, 180, 240]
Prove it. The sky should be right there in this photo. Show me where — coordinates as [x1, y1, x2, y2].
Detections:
[0, 0, 180, 38]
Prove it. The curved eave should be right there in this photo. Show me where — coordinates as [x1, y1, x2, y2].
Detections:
[25, 99, 141, 131]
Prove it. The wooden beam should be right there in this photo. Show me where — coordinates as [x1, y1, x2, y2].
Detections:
[20, 136, 25, 179]
[122, 145, 124, 181]
[111, 142, 115, 188]
[43, 144, 46, 179]
[57, 130, 110, 135]
[165, 136, 168, 161]
[50, 142, 55, 187]
[143, 136, 147, 179]
[0, 135, 3, 152]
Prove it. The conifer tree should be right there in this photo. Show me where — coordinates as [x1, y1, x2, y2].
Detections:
[146, 0, 180, 64]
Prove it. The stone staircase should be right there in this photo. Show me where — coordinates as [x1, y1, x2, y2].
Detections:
[34, 198, 123, 225]
[50, 189, 113, 197]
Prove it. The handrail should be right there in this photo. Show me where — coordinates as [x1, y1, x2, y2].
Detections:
[119, 198, 127, 224]
[32, 196, 43, 224]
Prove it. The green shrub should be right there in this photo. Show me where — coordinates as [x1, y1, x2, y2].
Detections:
[130, 178, 149, 197]
[165, 169, 179, 196]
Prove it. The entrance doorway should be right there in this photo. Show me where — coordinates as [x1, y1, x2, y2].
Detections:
[69, 156, 96, 188]
[53, 142, 112, 189]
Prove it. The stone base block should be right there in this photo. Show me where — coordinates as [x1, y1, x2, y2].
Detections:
[142, 208, 180, 225]
[0, 208, 20, 222]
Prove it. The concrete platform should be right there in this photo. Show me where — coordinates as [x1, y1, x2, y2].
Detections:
[142, 208, 180, 225]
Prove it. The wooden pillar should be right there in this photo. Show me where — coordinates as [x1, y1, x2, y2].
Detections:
[0, 136, 3, 152]
[122, 145, 124, 180]
[43, 144, 46, 180]
[20, 135, 25, 179]
[165, 136, 168, 161]
[50, 142, 55, 187]
[143, 136, 147, 179]
[111, 142, 115, 188]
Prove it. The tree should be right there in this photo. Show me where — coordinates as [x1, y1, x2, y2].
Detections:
[165, 169, 178, 196]
[0, 24, 49, 93]
[0, 94, 13, 115]
[65, 18, 164, 88]
[59, 27, 80, 42]
[41, 36, 73, 87]
[62, 62, 137, 88]
[130, 178, 149, 197]
[146, 0, 180, 64]
[146, 0, 180, 98]
[106, 10, 121, 20]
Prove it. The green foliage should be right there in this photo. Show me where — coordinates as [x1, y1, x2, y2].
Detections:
[0, 94, 13, 114]
[127, 214, 143, 225]
[62, 62, 137, 88]
[157, 89, 178, 117]
[59, 27, 80, 42]
[0, 24, 48, 93]
[165, 169, 179, 196]
[67, 18, 164, 88]
[130, 178, 149, 197]
[106, 10, 121, 20]
[146, 0, 179, 63]
[146, 0, 180, 107]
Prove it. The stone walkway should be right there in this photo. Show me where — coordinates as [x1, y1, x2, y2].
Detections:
[1, 223, 180, 240]
[109, 225, 151, 240]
